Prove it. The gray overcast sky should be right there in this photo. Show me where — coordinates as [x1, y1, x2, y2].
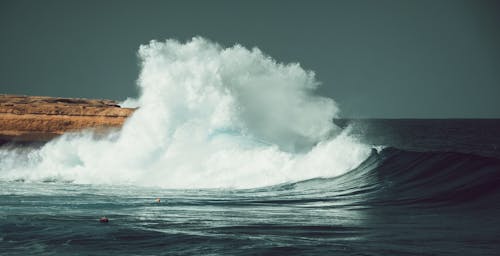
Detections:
[1, 0, 499, 118]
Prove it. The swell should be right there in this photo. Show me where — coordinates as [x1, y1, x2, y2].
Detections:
[281, 148, 500, 208]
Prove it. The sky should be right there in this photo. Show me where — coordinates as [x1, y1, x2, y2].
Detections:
[0, 0, 499, 118]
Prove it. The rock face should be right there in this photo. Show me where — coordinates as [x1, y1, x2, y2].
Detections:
[0, 94, 135, 144]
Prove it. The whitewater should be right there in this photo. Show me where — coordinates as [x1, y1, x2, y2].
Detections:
[0, 37, 370, 188]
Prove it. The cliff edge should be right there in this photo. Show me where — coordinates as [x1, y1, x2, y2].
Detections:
[0, 94, 135, 144]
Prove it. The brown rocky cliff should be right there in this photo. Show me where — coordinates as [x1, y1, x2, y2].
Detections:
[0, 94, 135, 143]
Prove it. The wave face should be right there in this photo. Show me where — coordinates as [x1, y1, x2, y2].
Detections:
[0, 37, 370, 188]
[286, 147, 500, 208]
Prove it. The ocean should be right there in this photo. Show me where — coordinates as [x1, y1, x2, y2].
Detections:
[1, 39, 500, 255]
[1, 119, 500, 255]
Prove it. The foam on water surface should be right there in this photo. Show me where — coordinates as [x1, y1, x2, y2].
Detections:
[0, 37, 370, 188]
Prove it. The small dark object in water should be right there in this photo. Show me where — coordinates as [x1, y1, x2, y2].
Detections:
[99, 217, 109, 223]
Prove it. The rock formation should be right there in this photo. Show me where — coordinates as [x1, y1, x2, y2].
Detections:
[0, 94, 135, 144]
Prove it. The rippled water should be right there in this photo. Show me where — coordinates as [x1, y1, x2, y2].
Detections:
[2, 120, 500, 255]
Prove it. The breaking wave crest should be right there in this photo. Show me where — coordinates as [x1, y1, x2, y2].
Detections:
[0, 37, 370, 188]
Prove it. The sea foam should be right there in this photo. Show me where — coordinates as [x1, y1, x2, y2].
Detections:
[0, 37, 370, 188]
